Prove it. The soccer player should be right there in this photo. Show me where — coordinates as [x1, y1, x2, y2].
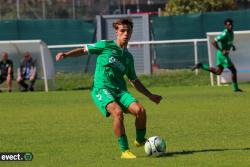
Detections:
[0, 52, 13, 92]
[192, 18, 242, 92]
[56, 18, 162, 159]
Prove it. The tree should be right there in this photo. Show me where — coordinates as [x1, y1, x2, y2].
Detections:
[163, 0, 237, 16]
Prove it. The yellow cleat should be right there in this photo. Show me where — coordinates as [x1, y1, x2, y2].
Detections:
[121, 150, 136, 159]
[134, 140, 146, 147]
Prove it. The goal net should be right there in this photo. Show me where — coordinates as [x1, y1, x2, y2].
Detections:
[0, 40, 55, 91]
[207, 30, 250, 86]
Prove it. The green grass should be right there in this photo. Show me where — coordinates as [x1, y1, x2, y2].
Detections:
[54, 69, 211, 90]
[0, 85, 250, 166]
[3, 69, 212, 91]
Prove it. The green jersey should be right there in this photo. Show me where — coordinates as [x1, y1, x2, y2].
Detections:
[215, 29, 234, 51]
[86, 40, 137, 91]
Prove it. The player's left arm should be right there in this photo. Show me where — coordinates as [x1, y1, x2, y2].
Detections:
[129, 79, 162, 104]
[126, 53, 162, 104]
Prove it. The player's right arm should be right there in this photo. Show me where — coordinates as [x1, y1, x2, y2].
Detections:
[56, 41, 106, 61]
[212, 39, 220, 51]
[56, 47, 88, 61]
[211, 39, 229, 55]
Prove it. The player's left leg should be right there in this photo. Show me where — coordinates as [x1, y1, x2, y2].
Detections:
[127, 102, 147, 147]
[228, 65, 243, 92]
[106, 102, 136, 159]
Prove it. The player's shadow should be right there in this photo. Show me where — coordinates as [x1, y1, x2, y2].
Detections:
[159, 147, 250, 158]
[72, 86, 91, 90]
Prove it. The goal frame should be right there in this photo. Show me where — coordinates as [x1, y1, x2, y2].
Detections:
[0, 40, 55, 92]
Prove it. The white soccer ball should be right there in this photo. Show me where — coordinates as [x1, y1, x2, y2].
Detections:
[144, 136, 166, 156]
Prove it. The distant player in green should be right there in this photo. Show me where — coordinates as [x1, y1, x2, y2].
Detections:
[56, 18, 162, 159]
[192, 18, 242, 92]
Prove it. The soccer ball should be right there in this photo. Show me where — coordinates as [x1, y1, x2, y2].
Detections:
[144, 136, 166, 156]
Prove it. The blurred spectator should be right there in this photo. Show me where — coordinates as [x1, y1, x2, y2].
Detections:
[0, 52, 13, 92]
[17, 52, 37, 92]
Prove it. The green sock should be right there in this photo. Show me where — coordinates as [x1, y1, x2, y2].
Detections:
[118, 135, 129, 152]
[136, 128, 146, 143]
[201, 64, 210, 71]
[232, 83, 238, 91]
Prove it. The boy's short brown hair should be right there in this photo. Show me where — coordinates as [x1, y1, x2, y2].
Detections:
[112, 18, 133, 30]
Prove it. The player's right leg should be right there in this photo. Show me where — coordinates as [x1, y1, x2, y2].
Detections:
[91, 88, 136, 159]
[106, 102, 136, 159]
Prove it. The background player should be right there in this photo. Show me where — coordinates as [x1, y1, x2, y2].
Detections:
[192, 18, 242, 92]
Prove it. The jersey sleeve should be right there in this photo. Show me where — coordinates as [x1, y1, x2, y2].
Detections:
[215, 31, 226, 42]
[126, 54, 137, 81]
[86, 40, 106, 55]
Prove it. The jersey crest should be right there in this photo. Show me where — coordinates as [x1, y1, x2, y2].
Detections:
[109, 56, 125, 72]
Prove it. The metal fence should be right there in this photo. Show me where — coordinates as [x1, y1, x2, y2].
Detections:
[1, 0, 111, 20]
[48, 38, 209, 74]
[0, 0, 166, 20]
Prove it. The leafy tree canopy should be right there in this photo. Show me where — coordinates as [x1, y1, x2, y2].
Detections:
[163, 0, 237, 16]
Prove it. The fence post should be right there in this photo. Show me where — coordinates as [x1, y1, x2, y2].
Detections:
[72, 0, 76, 19]
[194, 40, 198, 75]
[16, 0, 20, 19]
[42, 0, 46, 19]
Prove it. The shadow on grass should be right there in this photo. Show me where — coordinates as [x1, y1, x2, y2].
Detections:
[56, 86, 92, 91]
[72, 86, 92, 90]
[159, 147, 250, 158]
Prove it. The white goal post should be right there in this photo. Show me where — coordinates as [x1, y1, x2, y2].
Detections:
[207, 30, 250, 86]
[0, 40, 55, 92]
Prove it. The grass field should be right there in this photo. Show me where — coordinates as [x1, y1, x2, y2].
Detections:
[0, 85, 250, 166]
